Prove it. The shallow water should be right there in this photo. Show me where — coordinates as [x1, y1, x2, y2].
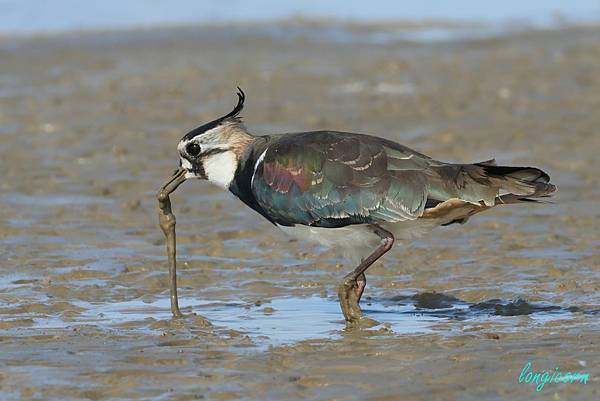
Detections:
[1, 21, 599, 401]
[32, 294, 586, 336]
[4, 290, 590, 351]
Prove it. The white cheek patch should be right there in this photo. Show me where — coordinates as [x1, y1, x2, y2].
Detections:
[203, 151, 237, 189]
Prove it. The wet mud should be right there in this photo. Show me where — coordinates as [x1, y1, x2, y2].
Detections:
[1, 21, 599, 400]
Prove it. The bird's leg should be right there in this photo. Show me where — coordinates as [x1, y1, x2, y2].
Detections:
[157, 168, 187, 318]
[355, 273, 366, 302]
[338, 225, 394, 323]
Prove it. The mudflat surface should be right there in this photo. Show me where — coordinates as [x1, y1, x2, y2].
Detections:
[1, 22, 599, 400]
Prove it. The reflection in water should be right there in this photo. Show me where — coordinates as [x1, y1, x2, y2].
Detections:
[384, 292, 576, 317]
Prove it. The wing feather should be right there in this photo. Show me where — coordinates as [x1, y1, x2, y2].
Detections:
[252, 132, 429, 227]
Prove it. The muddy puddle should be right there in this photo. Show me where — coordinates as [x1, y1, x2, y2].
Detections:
[4, 293, 590, 349]
[1, 20, 599, 401]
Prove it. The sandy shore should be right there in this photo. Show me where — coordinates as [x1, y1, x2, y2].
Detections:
[0, 22, 599, 400]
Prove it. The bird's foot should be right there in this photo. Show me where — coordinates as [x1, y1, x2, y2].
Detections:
[338, 273, 363, 323]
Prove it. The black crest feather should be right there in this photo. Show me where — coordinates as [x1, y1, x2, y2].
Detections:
[182, 87, 246, 141]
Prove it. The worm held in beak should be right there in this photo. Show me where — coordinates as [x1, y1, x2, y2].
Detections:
[157, 167, 187, 318]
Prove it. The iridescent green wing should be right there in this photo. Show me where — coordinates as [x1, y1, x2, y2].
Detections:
[251, 131, 429, 227]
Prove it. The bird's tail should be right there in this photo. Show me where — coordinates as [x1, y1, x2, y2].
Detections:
[474, 161, 556, 203]
[427, 159, 556, 206]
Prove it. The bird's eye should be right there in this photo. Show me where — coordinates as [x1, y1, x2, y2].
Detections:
[186, 143, 201, 157]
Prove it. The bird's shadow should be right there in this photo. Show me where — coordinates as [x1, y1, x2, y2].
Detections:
[361, 292, 597, 321]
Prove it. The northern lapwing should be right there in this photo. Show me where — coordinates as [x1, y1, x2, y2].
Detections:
[162, 88, 556, 323]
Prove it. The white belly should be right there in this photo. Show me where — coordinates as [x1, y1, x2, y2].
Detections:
[277, 219, 440, 263]
[277, 224, 377, 263]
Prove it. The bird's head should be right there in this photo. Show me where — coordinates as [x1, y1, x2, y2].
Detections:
[177, 88, 253, 189]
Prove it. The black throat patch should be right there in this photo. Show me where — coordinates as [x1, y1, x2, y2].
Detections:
[227, 137, 278, 226]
